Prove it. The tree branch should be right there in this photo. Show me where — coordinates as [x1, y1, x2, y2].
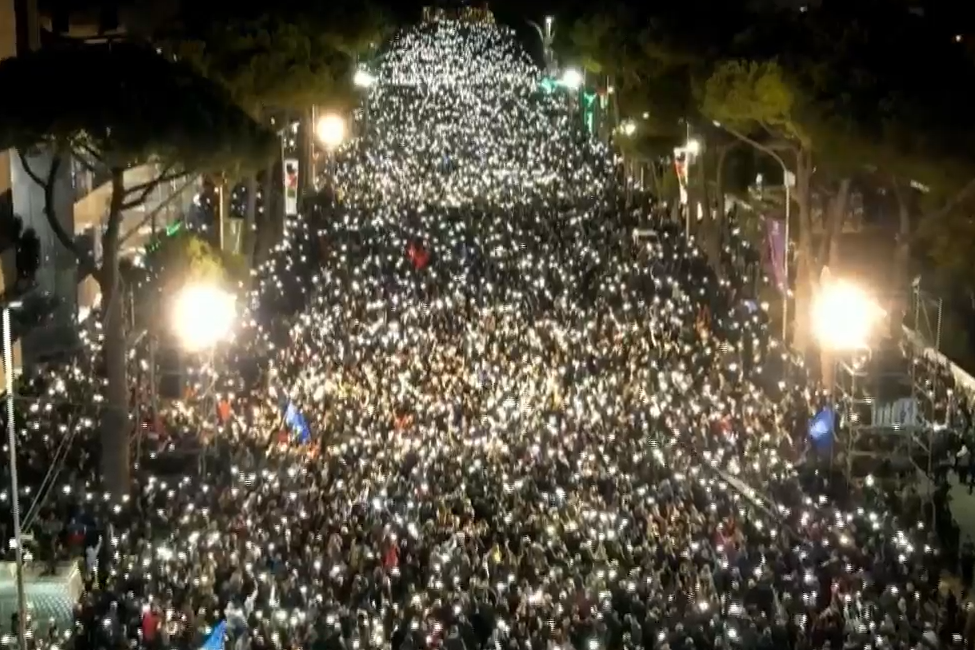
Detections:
[719, 125, 793, 177]
[17, 151, 96, 277]
[923, 176, 975, 222]
[121, 166, 189, 210]
[118, 176, 195, 247]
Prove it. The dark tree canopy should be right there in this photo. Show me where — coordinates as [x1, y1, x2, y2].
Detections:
[0, 41, 278, 174]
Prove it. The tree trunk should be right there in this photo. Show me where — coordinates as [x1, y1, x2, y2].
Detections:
[891, 180, 912, 334]
[254, 158, 278, 268]
[100, 168, 130, 498]
[219, 179, 232, 251]
[297, 108, 314, 207]
[817, 178, 850, 389]
[702, 144, 731, 272]
[818, 178, 850, 271]
[243, 175, 258, 258]
[792, 149, 814, 354]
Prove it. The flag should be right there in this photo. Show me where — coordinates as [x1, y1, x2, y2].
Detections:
[808, 408, 834, 450]
[284, 402, 299, 428]
[407, 243, 430, 270]
[764, 219, 786, 292]
[294, 412, 311, 444]
[200, 620, 227, 650]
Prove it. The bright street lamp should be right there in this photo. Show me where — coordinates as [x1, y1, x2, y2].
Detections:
[171, 284, 236, 353]
[620, 120, 637, 136]
[683, 139, 701, 156]
[560, 67, 583, 91]
[812, 279, 885, 351]
[353, 69, 376, 88]
[315, 113, 346, 150]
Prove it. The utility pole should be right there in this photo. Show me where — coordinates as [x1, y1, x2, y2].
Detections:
[216, 182, 225, 252]
[3, 302, 27, 650]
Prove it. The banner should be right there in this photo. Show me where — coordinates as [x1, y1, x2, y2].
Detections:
[872, 397, 918, 428]
[764, 219, 786, 292]
[283, 158, 299, 215]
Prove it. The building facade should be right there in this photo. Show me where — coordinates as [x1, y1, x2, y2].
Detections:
[0, 0, 198, 365]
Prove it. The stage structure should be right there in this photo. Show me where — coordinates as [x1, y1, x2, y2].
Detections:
[831, 282, 944, 503]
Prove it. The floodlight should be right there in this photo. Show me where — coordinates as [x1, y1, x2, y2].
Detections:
[353, 69, 376, 88]
[812, 280, 885, 351]
[560, 68, 583, 91]
[316, 114, 347, 150]
[172, 284, 236, 352]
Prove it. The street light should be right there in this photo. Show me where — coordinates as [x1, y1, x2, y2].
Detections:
[812, 279, 885, 351]
[560, 67, 583, 91]
[353, 69, 376, 88]
[171, 284, 236, 353]
[683, 139, 701, 156]
[620, 120, 637, 136]
[315, 113, 346, 151]
[714, 118, 792, 343]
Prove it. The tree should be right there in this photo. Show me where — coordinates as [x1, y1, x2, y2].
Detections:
[153, 232, 228, 300]
[0, 42, 276, 496]
[163, 1, 393, 265]
[566, 4, 754, 266]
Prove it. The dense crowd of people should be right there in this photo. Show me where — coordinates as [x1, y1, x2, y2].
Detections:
[1, 17, 973, 650]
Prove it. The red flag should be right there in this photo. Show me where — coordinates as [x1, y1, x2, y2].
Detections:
[407, 243, 430, 270]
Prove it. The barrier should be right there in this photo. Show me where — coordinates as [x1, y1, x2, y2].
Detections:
[902, 325, 975, 396]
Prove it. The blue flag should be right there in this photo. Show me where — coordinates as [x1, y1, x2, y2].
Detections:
[294, 412, 311, 444]
[284, 402, 299, 428]
[200, 620, 227, 650]
[808, 408, 834, 449]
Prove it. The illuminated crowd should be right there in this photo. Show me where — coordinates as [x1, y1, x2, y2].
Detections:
[0, 18, 970, 650]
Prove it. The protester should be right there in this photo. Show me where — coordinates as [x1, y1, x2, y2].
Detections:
[0, 17, 968, 650]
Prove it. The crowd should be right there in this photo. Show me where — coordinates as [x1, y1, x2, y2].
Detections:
[0, 17, 971, 650]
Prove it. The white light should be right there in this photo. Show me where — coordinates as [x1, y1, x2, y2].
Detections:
[560, 67, 583, 91]
[316, 114, 347, 150]
[812, 280, 885, 351]
[685, 139, 700, 156]
[620, 120, 637, 136]
[353, 69, 376, 88]
[171, 284, 236, 352]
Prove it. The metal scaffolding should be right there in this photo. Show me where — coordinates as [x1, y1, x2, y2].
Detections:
[832, 284, 944, 495]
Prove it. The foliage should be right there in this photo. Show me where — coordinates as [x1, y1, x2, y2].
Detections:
[153, 231, 229, 297]
[0, 42, 278, 178]
[700, 60, 808, 147]
[164, 1, 393, 117]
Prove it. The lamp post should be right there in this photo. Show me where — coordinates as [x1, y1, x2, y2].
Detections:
[3, 299, 26, 649]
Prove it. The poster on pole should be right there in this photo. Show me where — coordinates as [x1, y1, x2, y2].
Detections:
[283, 158, 299, 215]
[764, 219, 786, 293]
